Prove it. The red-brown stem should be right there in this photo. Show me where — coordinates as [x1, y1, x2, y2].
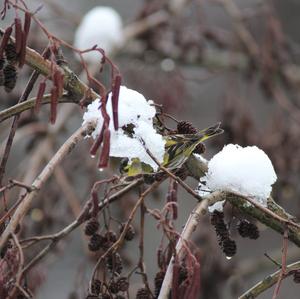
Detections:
[271, 227, 289, 299]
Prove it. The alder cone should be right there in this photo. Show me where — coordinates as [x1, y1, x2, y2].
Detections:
[88, 234, 103, 251]
[154, 270, 165, 297]
[84, 219, 100, 236]
[222, 238, 237, 257]
[177, 121, 197, 134]
[5, 43, 17, 63]
[136, 288, 151, 299]
[3, 64, 17, 92]
[116, 277, 129, 292]
[109, 280, 119, 294]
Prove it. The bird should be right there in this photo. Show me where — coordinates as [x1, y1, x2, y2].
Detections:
[120, 122, 223, 176]
[163, 122, 223, 170]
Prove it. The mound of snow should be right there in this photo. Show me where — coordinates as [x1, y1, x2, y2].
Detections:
[82, 86, 165, 170]
[74, 6, 123, 61]
[200, 144, 277, 209]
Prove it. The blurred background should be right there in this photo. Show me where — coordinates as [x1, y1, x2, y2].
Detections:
[1, 0, 300, 298]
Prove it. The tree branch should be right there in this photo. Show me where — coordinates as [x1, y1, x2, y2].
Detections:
[0, 28, 99, 101]
[158, 191, 225, 299]
[0, 120, 97, 251]
[238, 260, 300, 299]
[0, 93, 77, 123]
[186, 154, 300, 247]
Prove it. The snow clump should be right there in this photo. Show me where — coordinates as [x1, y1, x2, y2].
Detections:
[199, 144, 277, 209]
[82, 86, 165, 171]
[74, 6, 124, 62]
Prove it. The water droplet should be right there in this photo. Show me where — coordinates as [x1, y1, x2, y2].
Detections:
[98, 168, 104, 172]
[90, 155, 95, 159]
[226, 256, 232, 260]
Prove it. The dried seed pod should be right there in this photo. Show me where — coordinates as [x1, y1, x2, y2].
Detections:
[4, 43, 17, 63]
[177, 121, 197, 134]
[222, 238, 237, 258]
[91, 279, 102, 295]
[154, 270, 165, 297]
[104, 230, 117, 243]
[135, 288, 151, 299]
[119, 223, 135, 241]
[193, 142, 206, 154]
[116, 277, 129, 292]
[210, 211, 229, 243]
[293, 270, 300, 283]
[106, 252, 123, 275]
[98, 294, 110, 299]
[237, 220, 259, 240]
[84, 219, 100, 236]
[0, 26, 13, 58]
[3, 63, 17, 92]
[88, 233, 103, 252]
[108, 280, 119, 294]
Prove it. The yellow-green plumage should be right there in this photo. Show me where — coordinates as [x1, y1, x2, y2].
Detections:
[121, 122, 223, 175]
[163, 122, 223, 169]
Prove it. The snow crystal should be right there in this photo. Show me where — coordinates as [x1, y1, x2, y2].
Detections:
[203, 144, 277, 206]
[82, 86, 165, 171]
[74, 6, 123, 62]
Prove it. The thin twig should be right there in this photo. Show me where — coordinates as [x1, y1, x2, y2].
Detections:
[91, 181, 163, 284]
[21, 179, 143, 273]
[9, 233, 25, 299]
[0, 93, 74, 123]
[138, 187, 152, 296]
[142, 142, 203, 201]
[0, 120, 97, 251]
[238, 260, 300, 299]
[158, 191, 225, 299]
[271, 227, 289, 299]
[0, 48, 50, 185]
